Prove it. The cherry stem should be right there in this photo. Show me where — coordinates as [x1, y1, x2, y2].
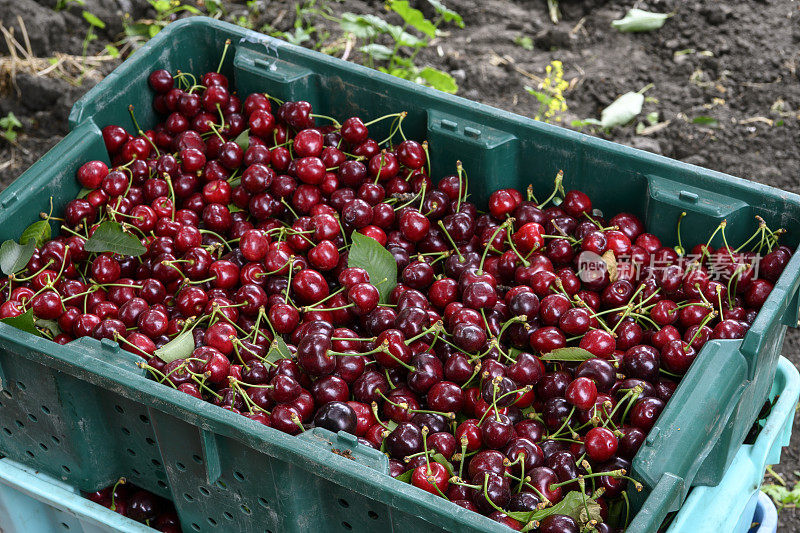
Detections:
[280, 198, 300, 221]
[455, 160, 466, 212]
[409, 408, 455, 420]
[686, 310, 718, 350]
[290, 413, 306, 433]
[310, 302, 354, 312]
[363, 111, 405, 127]
[192, 374, 223, 400]
[404, 449, 434, 461]
[11, 258, 55, 282]
[505, 230, 531, 267]
[302, 286, 345, 310]
[199, 229, 233, 251]
[380, 346, 416, 372]
[437, 220, 465, 261]
[370, 401, 393, 431]
[618, 389, 642, 425]
[459, 361, 483, 390]
[137, 363, 178, 389]
[310, 113, 340, 127]
[548, 406, 576, 440]
[379, 112, 407, 146]
[456, 438, 468, 479]
[109, 477, 126, 512]
[173, 70, 197, 87]
[736, 223, 765, 254]
[377, 390, 412, 411]
[478, 220, 512, 275]
[548, 469, 625, 491]
[604, 387, 640, 425]
[675, 211, 687, 256]
[405, 321, 442, 344]
[537, 170, 564, 209]
[217, 39, 232, 73]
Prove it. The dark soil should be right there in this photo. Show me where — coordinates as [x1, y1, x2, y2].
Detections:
[1, 0, 799, 529]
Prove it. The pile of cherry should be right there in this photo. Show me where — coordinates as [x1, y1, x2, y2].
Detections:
[0, 53, 793, 532]
[84, 480, 181, 532]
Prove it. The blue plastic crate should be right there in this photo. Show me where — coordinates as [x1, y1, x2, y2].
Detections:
[668, 356, 799, 532]
[748, 492, 778, 533]
[0, 459, 152, 533]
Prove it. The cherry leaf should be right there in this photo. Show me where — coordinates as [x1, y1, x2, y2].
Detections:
[347, 231, 397, 304]
[234, 128, 250, 151]
[506, 346, 526, 360]
[265, 337, 292, 365]
[540, 347, 595, 362]
[507, 490, 602, 525]
[394, 469, 413, 483]
[0, 240, 35, 275]
[84, 221, 146, 256]
[0, 309, 42, 337]
[154, 329, 195, 363]
[602, 250, 618, 282]
[35, 318, 62, 337]
[20, 220, 51, 248]
[431, 453, 455, 477]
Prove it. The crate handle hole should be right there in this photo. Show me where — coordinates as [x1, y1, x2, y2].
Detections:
[223, 512, 233, 521]
[61, 522, 70, 530]
[207, 517, 217, 526]
[192, 454, 203, 464]
[368, 511, 379, 520]
[258, 497, 269, 508]
[184, 493, 194, 502]
[17, 381, 26, 391]
[62, 465, 71, 473]
[191, 524, 200, 532]
[240, 505, 251, 515]
[338, 499, 349, 508]
[115, 405, 124, 414]
[176, 462, 186, 471]
[233, 471, 245, 482]
[41, 405, 51, 414]
[199, 487, 211, 496]
[342, 522, 352, 530]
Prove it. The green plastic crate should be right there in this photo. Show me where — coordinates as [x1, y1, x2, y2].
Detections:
[0, 17, 799, 532]
[0, 458, 154, 533]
